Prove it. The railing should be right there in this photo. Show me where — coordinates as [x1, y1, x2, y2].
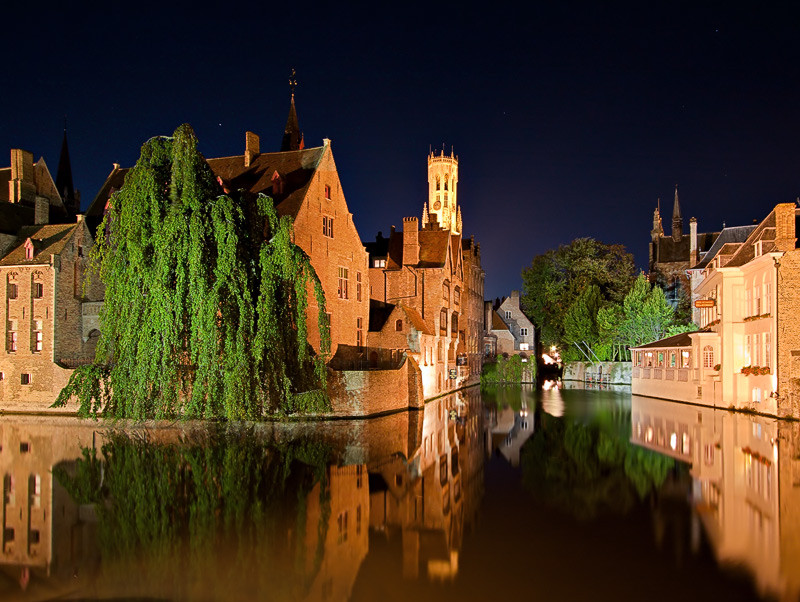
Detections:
[584, 372, 610, 386]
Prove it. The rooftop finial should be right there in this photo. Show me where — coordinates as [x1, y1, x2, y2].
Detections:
[289, 68, 297, 99]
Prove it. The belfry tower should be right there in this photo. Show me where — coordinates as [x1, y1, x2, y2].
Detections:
[423, 148, 460, 235]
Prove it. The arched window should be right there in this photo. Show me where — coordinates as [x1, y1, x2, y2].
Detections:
[444, 177, 448, 191]
[442, 280, 450, 301]
[436, 176, 440, 191]
[703, 345, 714, 368]
[395, 319, 403, 331]
[451, 312, 458, 336]
[440, 308, 448, 335]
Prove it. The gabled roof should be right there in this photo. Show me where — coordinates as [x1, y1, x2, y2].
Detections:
[491, 311, 510, 331]
[85, 165, 129, 236]
[631, 329, 710, 350]
[0, 223, 78, 266]
[367, 227, 454, 270]
[724, 207, 800, 268]
[692, 225, 757, 269]
[401, 305, 433, 335]
[654, 231, 718, 264]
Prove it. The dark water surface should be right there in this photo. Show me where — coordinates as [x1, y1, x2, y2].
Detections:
[0, 384, 795, 601]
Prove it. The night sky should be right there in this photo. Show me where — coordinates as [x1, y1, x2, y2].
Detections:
[3, 3, 800, 297]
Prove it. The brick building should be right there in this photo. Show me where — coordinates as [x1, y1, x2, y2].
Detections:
[483, 291, 534, 358]
[366, 150, 484, 398]
[87, 95, 369, 357]
[0, 218, 103, 406]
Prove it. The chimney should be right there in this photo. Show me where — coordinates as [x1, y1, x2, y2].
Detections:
[402, 217, 419, 266]
[244, 131, 260, 167]
[34, 197, 48, 225]
[689, 217, 698, 265]
[774, 202, 797, 252]
[9, 149, 35, 204]
[510, 290, 520, 307]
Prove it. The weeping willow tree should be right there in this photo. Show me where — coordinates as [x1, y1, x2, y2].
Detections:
[55, 124, 330, 419]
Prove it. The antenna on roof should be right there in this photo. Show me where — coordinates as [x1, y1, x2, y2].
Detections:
[289, 68, 297, 99]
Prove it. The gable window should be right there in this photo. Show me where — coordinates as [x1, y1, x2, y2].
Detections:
[24, 238, 34, 260]
[439, 308, 448, 335]
[32, 320, 42, 353]
[20, 373, 31, 385]
[356, 272, 362, 302]
[337, 267, 349, 299]
[505, 310, 512, 320]
[7, 320, 17, 352]
[520, 327, 528, 337]
[7, 283, 17, 300]
[395, 319, 403, 331]
[32, 282, 43, 299]
[373, 258, 386, 268]
[322, 215, 334, 238]
[324, 184, 331, 200]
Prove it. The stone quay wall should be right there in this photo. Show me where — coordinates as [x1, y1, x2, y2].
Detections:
[563, 361, 632, 385]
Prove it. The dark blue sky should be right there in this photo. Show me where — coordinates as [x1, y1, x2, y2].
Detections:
[2, 3, 800, 297]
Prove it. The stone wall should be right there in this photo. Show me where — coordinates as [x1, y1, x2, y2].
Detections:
[777, 249, 800, 418]
[328, 356, 424, 417]
[563, 361, 632, 385]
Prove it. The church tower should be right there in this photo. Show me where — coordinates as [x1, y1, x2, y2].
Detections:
[425, 148, 460, 234]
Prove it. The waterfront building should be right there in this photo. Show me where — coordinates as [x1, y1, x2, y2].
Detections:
[632, 202, 800, 418]
[483, 291, 534, 358]
[366, 149, 484, 397]
[87, 95, 369, 357]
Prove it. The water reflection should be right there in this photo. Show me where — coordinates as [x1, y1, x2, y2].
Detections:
[0, 390, 485, 600]
[631, 395, 800, 600]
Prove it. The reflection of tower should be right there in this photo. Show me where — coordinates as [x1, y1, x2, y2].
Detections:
[423, 149, 460, 234]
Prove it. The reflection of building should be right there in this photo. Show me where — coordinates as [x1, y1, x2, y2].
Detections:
[486, 399, 535, 466]
[630, 395, 800, 600]
[367, 389, 483, 581]
[633, 203, 800, 418]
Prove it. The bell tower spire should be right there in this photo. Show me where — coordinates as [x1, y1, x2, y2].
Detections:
[672, 185, 683, 242]
[56, 119, 79, 214]
[427, 147, 460, 234]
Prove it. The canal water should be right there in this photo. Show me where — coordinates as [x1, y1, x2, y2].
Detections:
[0, 384, 794, 601]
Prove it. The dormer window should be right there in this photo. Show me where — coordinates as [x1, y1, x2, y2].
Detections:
[754, 240, 763, 257]
[271, 171, 283, 195]
[24, 238, 34, 260]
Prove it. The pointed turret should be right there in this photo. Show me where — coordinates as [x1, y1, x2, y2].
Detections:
[456, 205, 462, 235]
[651, 199, 663, 242]
[281, 93, 303, 152]
[672, 185, 683, 242]
[421, 201, 429, 227]
[56, 125, 79, 213]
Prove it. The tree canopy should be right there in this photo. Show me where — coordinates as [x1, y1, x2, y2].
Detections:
[55, 124, 329, 420]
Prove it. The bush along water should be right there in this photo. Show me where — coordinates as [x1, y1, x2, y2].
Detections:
[481, 354, 536, 385]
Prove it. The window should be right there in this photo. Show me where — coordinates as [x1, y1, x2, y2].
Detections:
[7, 283, 17, 300]
[745, 288, 752, 317]
[20, 374, 31, 385]
[395, 319, 403, 331]
[356, 505, 362, 535]
[703, 345, 714, 368]
[337, 267, 349, 299]
[439, 309, 448, 335]
[764, 282, 771, 314]
[681, 350, 690, 368]
[337, 511, 348, 544]
[454, 286, 461, 306]
[765, 333, 771, 368]
[442, 280, 450, 301]
[438, 341, 443, 361]
[373, 258, 386, 268]
[32, 320, 42, 352]
[356, 272, 362, 302]
[520, 327, 528, 337]
[670, 352, 676, 367]
[32, 282, 43, 299]
[444, 177, 448, 191]
[77, 245, 84, 257]
[356, 317, 363, 348]
[745, 335, 752, 365]
[754, 334, 761, 367]
[322, 215, 334, 238]
[324, 184, 331, 199]
[7, 320, 17, 352]
[0, 372, 4, 381]
[436, 176, 440, 191]
[451, 313, 458, 336]
[24, 238, 34, 260]
[505, 310, 512, 320]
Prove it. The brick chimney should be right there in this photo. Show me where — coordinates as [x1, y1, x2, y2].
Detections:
[774, 202, 797, 252]
[402, 217, 419, 266]
[689, 217, 698, 266]
[244, 131, 260, 167]
[9, 149, 35, 204]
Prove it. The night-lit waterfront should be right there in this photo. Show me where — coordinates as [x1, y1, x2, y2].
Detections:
[0, 386, 792, 601]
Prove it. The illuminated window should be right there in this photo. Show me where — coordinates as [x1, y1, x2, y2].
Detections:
[337, 267, 349, 299]
[322, 215, 334, 238]
[681, 350, 690, 368]
[373, 258, 386, 268]
[765, 333, 771, 368]
[703, 345, 714, 368]
[745, 335, 752, 365]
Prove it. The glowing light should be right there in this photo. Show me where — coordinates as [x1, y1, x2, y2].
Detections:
[670, 433, 677, 451]
[542, 353, 556, 365]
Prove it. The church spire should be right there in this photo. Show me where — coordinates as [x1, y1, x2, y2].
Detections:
[56, 121, 78, 214]
[672, 185, 683, 242]
[281, 69, 303, 152]
[421, 201, 429, 227]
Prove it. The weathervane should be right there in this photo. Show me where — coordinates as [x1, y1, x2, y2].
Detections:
[289, 68, 297, 98]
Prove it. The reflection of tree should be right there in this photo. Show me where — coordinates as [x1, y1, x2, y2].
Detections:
[53, 426, 332, 599]
[522, 410, 675, 518]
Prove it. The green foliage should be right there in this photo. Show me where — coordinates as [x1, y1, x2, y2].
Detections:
[54, 125, 329, 419]
[53, 427, 333, 597]
[521, 409, 676, 518]
[617, 275, 680, 348]
[521, 238, 635, 351]
[481, 354, 535, 384]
